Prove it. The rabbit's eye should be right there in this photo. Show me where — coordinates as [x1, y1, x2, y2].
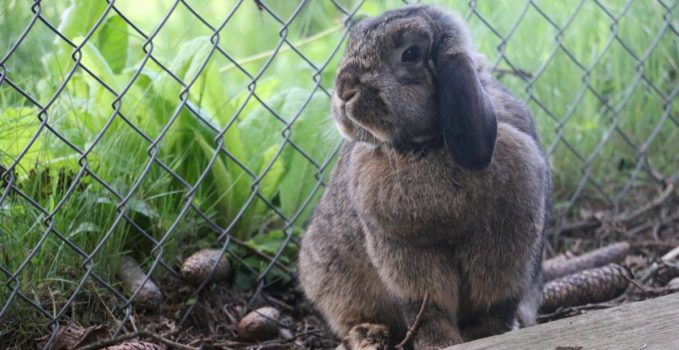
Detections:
[401, 46, 421, 63]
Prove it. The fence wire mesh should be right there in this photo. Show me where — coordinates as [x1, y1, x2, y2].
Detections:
[1, 0, 677, 347]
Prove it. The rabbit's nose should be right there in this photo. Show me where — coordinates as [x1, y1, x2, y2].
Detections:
[339, 89, 358, 102]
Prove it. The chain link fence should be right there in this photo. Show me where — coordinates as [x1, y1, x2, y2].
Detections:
[1, 0, 677, 347]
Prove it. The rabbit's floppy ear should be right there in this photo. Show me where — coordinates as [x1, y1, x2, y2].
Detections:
[433, 40, 497, 170]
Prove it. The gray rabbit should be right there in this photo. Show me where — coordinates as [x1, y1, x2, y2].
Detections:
[299, 5, 551, 349]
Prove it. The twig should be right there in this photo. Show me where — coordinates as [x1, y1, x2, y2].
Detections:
[492, 67, 533, 80]
[623, 274, 648, 296]
[538, 301, 620, 322]
[261, 293, 295, 312]
[626, 286, 679, 299]
[618, 181, 675, 222]
[252, 343, 294, 349]
[212, 338, 297, 349]
[75, 330, 198, 350]
[395, 292, 430, 350]
[625, 210, 679, 239]
[559, 181, 677, 235]
[638, 262, 662, 284]
[634, 239, 679, 253]
[558, 219, 601, 234]
[219, 25, 343, 73]
[661, 245, 679, 262]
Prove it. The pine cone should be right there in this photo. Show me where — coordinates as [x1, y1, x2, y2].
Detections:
[118, 257, 163, 310]
[541, 263, 632, 313]
[237, 307, 280, 341]
[181, 248, 231, 286]
[104, 341, 165, 350]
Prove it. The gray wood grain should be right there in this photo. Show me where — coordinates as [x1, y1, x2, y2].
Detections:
[447, 292, 679, 350]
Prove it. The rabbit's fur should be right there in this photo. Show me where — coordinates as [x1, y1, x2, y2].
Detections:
[299, 5, 551, 349]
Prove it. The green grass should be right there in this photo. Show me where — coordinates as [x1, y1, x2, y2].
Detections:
[1, 0, 677, 345]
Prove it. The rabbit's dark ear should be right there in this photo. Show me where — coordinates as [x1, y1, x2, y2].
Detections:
[435, 52, 497, 170]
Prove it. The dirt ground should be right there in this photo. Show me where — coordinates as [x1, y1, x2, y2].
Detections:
[15, 188, 679, 350]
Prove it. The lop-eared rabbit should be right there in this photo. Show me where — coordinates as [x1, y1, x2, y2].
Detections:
[299, 5, 551, 349]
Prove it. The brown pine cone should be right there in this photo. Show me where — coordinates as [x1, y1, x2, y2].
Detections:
[104, 341, 165, 350]
[118, 257, 163, 310]
[181, 248, 231, 286]
[237, 306, 281, 341]
[541, 263, 633, 313]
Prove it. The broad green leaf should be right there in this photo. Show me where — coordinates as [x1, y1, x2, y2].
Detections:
[184, 40, 215, 84]
[125, 197, 159, 219]
[248, 144, 286, 221]
[233, 269, 256, 290]
[97, 15, 129, 74]
[56, 1, 109, 41]
[257, 145, 286, 201]
[223, 123, 246, 167]
[153, 37, 213, 102]
[232, 78, 281, 121]
[74, 36, 121, 91]
[193, 62, 232, 125]
[186, 102, 221, 131]
[194, 130, 234, 217]
[221, 126, 249, 222]
[277, 89, 337, 222]
[245, 230, 286, 256]
[65, 74, 90, 102]
[95, 194, 158, 219]
[237, 95, 285, 170]
[128, 67, 177, 129]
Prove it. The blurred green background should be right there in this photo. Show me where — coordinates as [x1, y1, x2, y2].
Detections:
[1, 0, 677, 344]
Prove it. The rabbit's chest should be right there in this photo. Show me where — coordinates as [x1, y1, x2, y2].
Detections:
[347, 145, 481, 232]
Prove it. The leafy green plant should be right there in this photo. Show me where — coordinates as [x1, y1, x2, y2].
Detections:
[1, 1, 344, 308]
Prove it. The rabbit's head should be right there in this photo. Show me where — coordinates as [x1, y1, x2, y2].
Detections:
[332, 5, 497, 169]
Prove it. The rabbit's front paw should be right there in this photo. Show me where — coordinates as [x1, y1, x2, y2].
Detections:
[339, 323, 391, 350]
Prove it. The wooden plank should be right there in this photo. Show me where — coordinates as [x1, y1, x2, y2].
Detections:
[447, 292, 679, 350]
